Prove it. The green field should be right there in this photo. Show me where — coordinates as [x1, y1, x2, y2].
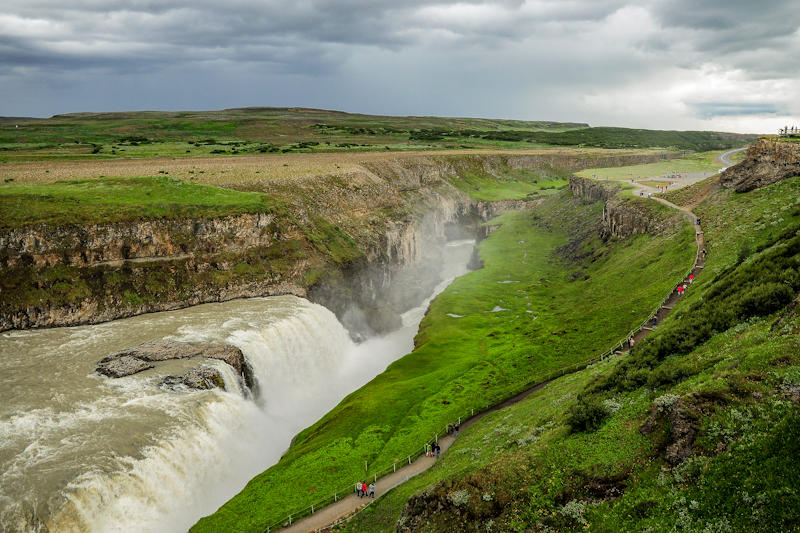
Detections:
[192, 178, 695, 532]
[445, 166, 570, 201]
[0, 176, 278, 228]
[0, 108, 754, 162]
[575, 150, 726, 182]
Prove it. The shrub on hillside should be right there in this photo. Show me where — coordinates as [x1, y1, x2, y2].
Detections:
[567, 396, 609, 432]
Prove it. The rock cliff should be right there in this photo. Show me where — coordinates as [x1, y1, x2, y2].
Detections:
[569, 176, 678, 240]
[0, 213, 276, 269]
[720, 138, 800, 192]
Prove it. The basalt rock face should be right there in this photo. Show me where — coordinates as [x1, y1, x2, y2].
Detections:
[96, 339, 254, 391]
[599, 198, 674, 240]
[308, 186, 475, 337]
[720, 139, 800, 192]
[0, 212, 276, 269]
[569, 176, 621, 202]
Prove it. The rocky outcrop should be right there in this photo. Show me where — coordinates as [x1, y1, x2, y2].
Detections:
[161, 366, 225, 391]
[96, 340, 254, 391]
[569, 176, 621, 202]
[720, 138, 800, 192]
[474, 199, 542, 220]
[569, 177, 678, 240]
[599, 198, 674, 240]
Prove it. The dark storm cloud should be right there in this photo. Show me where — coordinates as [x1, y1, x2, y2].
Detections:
[0, 0, 797, 130]
[0, 1, 632, 72]
[650, 0, 799, 59]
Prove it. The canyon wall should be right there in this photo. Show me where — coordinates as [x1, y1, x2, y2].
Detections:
[569, 176, 679, 240]
[1, 151, 674, 333]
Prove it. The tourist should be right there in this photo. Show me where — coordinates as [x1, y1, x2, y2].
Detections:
[435, 443, 440, 458]
[362, 481, 368, 498]
[355, 481, 361, 497]
[629, 336, 635, 348]
[369, 483, 375, 498]
[455, 424, 460, 437]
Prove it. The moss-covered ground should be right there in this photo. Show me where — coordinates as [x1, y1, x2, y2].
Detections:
[340, 175, 800, 533]
[192, 179, 695, 532]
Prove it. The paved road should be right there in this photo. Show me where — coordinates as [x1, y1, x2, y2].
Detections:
[717, 146, 748, 168]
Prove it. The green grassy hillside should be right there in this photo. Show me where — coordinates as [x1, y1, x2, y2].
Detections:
[192, 177, 695, 532]
[341, 175, 800, 533]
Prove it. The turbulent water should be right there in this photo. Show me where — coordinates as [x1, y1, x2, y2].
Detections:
[0, 239, 474, 533]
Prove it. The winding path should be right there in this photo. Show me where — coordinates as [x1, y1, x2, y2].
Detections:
[273, 167, 715, 532]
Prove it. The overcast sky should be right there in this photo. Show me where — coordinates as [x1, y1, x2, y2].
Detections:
[1, 0, 798, 133]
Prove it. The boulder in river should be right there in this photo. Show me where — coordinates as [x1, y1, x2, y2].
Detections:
[160, 366, 225, 391]
[96, 339, 255, 392]
[96, 354, 154, 378]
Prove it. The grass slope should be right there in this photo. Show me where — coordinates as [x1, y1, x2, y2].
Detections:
[342, 175, 800, 533]
[192, 183, 694, 532]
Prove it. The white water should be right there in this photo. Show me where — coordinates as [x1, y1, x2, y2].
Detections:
[0, 239, 474, 533]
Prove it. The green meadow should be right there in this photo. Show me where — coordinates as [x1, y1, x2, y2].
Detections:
[0, 108, 753, 162]
[575, 150, 725, 182]
[0, 176, 277, 228]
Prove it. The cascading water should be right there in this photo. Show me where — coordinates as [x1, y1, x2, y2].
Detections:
[0, 239, 475, 533]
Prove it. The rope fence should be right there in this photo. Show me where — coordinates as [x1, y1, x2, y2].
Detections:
[262, 217, 704, 533]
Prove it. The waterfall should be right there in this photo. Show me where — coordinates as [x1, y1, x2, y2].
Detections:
[0, 239, 475, 533]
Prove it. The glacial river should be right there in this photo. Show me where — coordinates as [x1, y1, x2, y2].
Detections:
[0, 240, 475, 533]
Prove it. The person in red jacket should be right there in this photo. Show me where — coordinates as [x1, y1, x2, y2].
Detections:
[362, 482, 368, 498]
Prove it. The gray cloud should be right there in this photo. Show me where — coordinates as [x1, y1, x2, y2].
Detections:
[0, 0, 797, 132]
[692, 102, 781, 118]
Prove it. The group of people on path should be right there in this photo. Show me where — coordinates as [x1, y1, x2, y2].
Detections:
[355, 481, 375, 499]
[676, 274, 694, 297]
[427, 442, 441, 458]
